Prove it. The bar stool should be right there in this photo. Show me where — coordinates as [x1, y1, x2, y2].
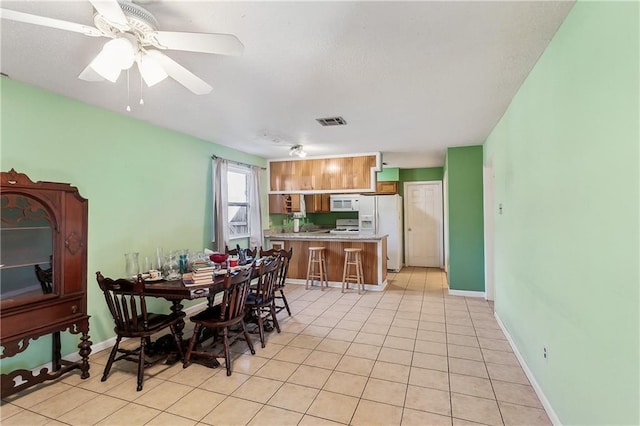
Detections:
[342, 248, 364, 294]
[306, 247, 329, 291]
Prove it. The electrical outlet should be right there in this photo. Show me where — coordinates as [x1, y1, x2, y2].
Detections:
[543, 346, 549, 362]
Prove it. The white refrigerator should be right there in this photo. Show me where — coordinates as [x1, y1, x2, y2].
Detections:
[358, 194, 403, 271]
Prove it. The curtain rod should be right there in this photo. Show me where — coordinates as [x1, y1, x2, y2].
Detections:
[211, 155, 267, 170]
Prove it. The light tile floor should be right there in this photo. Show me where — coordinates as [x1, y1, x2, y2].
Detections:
[1, 267, 551, 426]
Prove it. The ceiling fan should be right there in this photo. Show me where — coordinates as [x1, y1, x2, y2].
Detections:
[0, 0, 244, 94]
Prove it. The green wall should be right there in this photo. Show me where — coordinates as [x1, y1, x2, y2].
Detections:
[397, 167, 444, 198]
[445, 146, 485, 292]
[0, 78, 267, 373]
[377, 167, 400, 181]
[377, 166, 444, 183]
[398, 167, 443, 182]
[269, 212, 357, 231]
[483, 1, 639, 425]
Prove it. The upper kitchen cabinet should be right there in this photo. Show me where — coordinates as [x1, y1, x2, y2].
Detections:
[269, 194, 301, 214]
[269, 153, 381, 193]
[376, 181, 399, 194]
[304, 194, 331, 213]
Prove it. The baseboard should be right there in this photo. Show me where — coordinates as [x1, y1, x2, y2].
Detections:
[448, 289, 486, 298]
[30, 301, 209, 374]
[286, 279, 387, 292]
[494, 313, 561, 426]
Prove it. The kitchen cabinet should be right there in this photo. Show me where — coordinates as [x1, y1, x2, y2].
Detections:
[304, 194, 331, 213]
[376, 181, 398, 194]
[269, 194, 301, 214]
[269, 154, 381, 193]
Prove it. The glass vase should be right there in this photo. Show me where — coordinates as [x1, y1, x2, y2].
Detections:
[125, 252, 140, 278]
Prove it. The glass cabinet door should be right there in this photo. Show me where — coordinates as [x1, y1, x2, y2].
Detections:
[1, 194, 54, 302]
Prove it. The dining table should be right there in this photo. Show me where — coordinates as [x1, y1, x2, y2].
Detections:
[143, 275, 226, 347]
[140, 259, 263, 366]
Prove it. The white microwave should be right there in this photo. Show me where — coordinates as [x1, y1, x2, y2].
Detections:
[329, 195, 360, 212]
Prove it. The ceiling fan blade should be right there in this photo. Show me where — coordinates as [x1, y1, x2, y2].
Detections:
[0, 8, 103, 37]
[88, 0, 129, 28]
[151, 31, 244, 56]
[146, 50, 212, 95]
[78, 63, 105, 82]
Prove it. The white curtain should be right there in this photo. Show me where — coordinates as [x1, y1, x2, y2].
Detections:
[248, 165, 263, 249]
[213, 157, 229, 252]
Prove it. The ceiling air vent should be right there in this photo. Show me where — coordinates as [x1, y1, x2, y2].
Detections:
[316, 116, 347, 126]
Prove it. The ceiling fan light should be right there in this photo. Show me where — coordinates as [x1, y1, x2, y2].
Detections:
[290, 145, 307, 158]
[103, 37, 135, 70]
[138, 53, 168, 87]
[89, 49, 122, 82]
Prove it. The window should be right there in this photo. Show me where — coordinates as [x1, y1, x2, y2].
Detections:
[227, 165, 250, 238]
[213, 157, 263, 250]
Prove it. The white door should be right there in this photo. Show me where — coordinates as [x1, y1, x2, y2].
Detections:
[404, 181, 443, 267]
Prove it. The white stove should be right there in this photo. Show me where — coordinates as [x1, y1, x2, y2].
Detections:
[330, 219, 360, 234]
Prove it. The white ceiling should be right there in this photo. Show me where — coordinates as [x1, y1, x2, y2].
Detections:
[0, 0, 574, 168]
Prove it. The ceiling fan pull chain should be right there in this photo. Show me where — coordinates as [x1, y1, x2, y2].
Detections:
[139, 73, 144, 105]
[126, 69, 131, 112]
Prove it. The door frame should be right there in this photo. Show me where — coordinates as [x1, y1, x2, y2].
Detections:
[403, 180, 444, 268]
[483, 164, 495, 301]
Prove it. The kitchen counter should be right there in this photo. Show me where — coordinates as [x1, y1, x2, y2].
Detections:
[264, 233, 388, 289]
[268, 232, 388, 241]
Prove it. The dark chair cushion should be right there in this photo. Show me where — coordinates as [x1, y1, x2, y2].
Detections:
[246, 293, 264, 305]
[191, 305, 222, 322]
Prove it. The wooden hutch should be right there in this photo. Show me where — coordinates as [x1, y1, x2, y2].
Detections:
[1, 169, 91, 397]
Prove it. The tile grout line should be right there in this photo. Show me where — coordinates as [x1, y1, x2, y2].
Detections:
[468, 296, 507, 426]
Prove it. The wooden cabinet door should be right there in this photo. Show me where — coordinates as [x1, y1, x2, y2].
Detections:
[320, 194, 331, 212]
[376, 181, 398, 194]
[289, 194, 301, 212]
[304, 195, 318, 213]
[269, 194, 301, 214]
[269, 194, 285, 214]
[304, 194, 331, 213]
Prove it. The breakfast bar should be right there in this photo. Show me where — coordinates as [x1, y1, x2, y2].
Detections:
[265, 232, 388, 290]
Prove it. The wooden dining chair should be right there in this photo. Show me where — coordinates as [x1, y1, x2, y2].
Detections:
[245, 256, 282, 348]
[225, 244, 257, 260]
[225, 244, 240, 256]
[245, 246, 257, 259]
[96, 272, 184, 391]
[183, 263, 256, 376]
[259, 247, 293, 316]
